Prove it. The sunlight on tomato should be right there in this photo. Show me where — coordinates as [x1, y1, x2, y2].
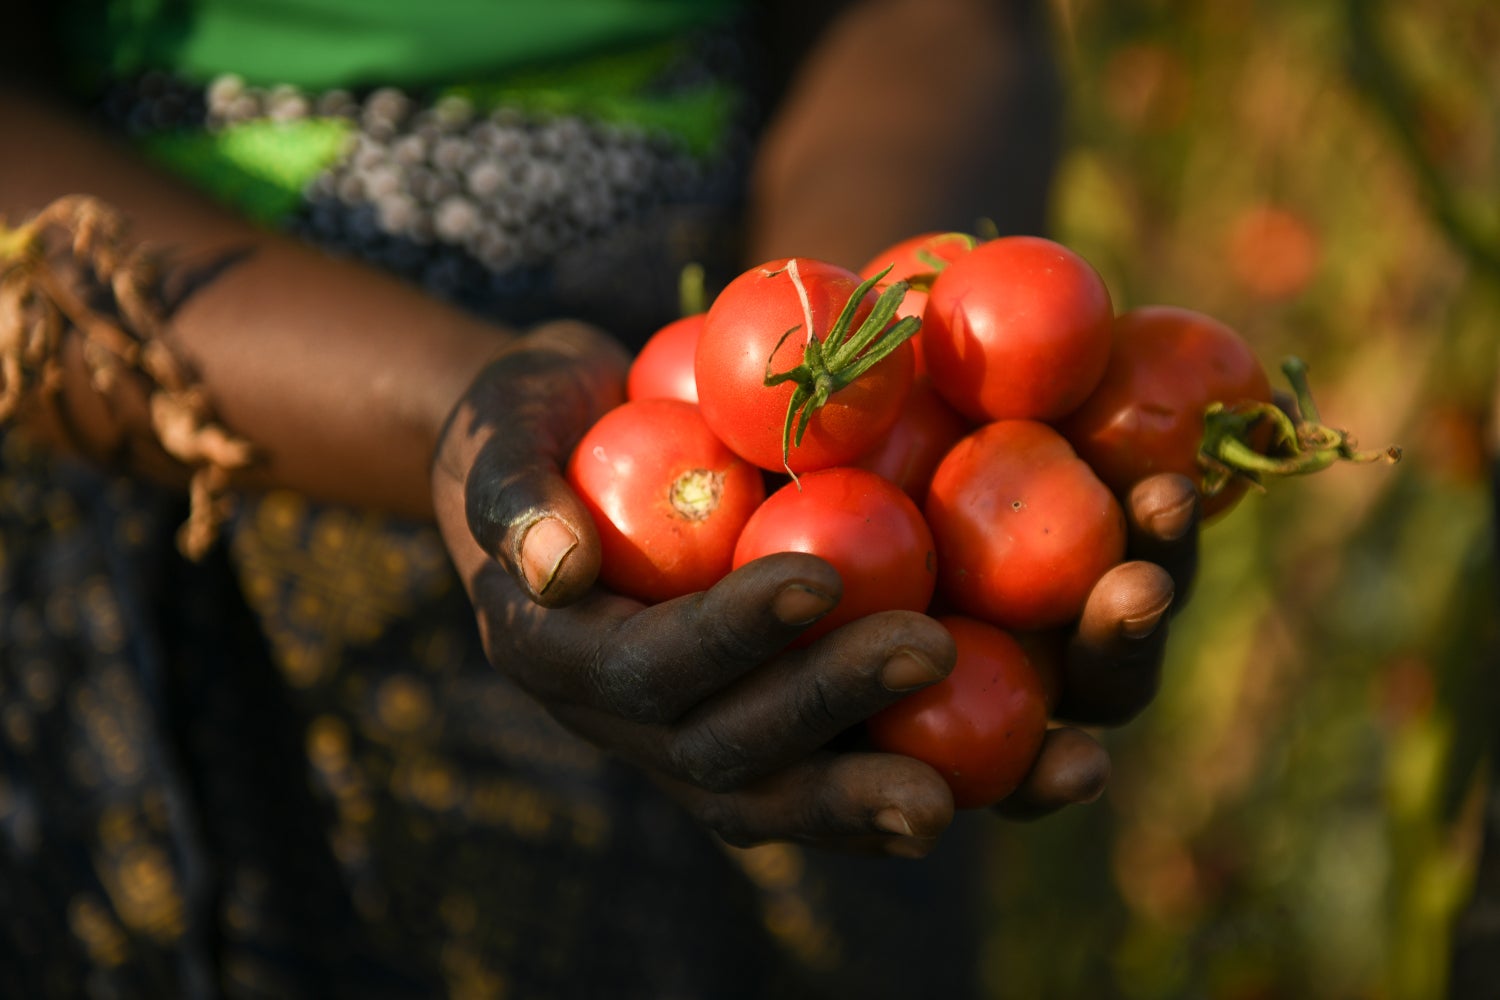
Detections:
[567, 398, 764, 603]
[922, 236, 1113, 423]
[627, 313, 704, 404]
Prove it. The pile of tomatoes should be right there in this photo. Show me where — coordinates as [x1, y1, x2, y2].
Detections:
[567, 231, 1340, 810]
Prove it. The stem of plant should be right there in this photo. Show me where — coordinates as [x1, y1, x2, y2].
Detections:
[1197, 355, 1401, 499]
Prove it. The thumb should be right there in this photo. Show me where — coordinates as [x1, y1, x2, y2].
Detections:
[433, 320, 628, 607]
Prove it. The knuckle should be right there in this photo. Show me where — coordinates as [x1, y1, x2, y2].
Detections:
[586, 647, 674, 724]
[799, 783, 845, 839]
[793, 672, 845, 733]
[668, 722, 749, 793]
[697, 612, 780, 668]
[692, 796, 758, 847]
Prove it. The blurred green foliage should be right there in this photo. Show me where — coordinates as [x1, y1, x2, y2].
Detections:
[981, 1, 1500, 997]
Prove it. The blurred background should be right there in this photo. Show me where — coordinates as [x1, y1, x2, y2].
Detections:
[979, 1, 1500, 997]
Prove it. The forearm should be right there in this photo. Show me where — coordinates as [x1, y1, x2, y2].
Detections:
[747, 0, 1060, 268]
[2, 89, 515, 518]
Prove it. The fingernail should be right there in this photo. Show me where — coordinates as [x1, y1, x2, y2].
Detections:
[520, 517, 578, 597]
[881, 648, 944, 692]
[772, 584, 835, 626]
[1147, 493, 1197, 541]
[1120, 605, 1167, 639]
[874, 806, 913, 837]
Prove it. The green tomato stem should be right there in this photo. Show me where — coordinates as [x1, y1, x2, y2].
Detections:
[762, 263, 921, 477]
[1197, 356, 1401, 501]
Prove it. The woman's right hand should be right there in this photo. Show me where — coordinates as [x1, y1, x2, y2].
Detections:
[429, 319, 1197, 856]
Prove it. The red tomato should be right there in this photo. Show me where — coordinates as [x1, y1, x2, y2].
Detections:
[1056, 305, 1275, 520]
[695, 257, 915, 474]
[733, 467, 936, 645]
[859, 230, 979, 313]
[853, 377, 973, 506]
[867, 614, 1048, 809]
[859, 231, 981, 375]
[566, 398, 765, 604]
[924, 420, 1125, 632]
[922, 235, 1114, 422]
[627, 313, 704, 404]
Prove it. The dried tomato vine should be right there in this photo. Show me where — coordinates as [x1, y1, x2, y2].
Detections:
[0, 195, 254, 558]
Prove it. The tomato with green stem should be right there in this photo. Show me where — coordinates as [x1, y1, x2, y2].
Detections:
[695, 257, 917, 474]
[1057, 305, 1398, 520]
[859, 232, 980, 378]
[858, 232, 979, 316]
[1057, 306, 1273, 519]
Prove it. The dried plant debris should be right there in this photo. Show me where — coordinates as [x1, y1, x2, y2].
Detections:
[0, 195, 254, 558]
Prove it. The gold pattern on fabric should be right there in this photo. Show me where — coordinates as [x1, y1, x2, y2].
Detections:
[94, 805, 186, 943]
[68, 895, 131, 968]
[231, 490, 455, 689]
[727, 842, 844, 972]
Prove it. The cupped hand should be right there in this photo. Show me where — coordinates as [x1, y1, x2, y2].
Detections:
[430, 321, 961, 856]
[430, 321, 1201, 849]
[995, 471, 1200, 821]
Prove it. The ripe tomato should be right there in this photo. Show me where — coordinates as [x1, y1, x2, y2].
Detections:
[1056, 305, 1275, 520]
[921, 235, 1114, 423]
[695, 257, 915, 474]
[853, 376, 973, 506]
[732, 467, 936, 645]
[627, 313, 704, 404]
[859, 231, 980, 374]
[867, 614, 1048, 809]
[859, 231, 979, 314]
[924, 419, 1125, 632]
[566, 398, 765, 604]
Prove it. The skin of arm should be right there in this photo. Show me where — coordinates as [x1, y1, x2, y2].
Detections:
[749, 0, 1060, 267]
[0, 91, 549, 518]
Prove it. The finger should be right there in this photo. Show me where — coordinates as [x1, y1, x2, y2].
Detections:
[440, 321, 629, 607]
[994, 727, 1111, 821]
[663, 751, 955, 857]
[470, 552, 846, 724]
[569, 610, 956, 791]
[1124, 472, 1200, 607]
[1055, 559, 1174, 726]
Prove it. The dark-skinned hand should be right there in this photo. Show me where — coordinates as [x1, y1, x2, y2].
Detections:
[431, 320, 1200, 858]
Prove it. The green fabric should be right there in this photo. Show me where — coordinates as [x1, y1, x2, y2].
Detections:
[65, 0, 741, 90]
[443, 40, 737, 156]
[139, 118, 354, 223]
[61, 0, 749, 224]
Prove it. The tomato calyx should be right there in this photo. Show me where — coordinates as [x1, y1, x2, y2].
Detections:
[1198, 355, 1403, 499]
[904, 232, 981, 292]
[761, 260, 920, 476]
